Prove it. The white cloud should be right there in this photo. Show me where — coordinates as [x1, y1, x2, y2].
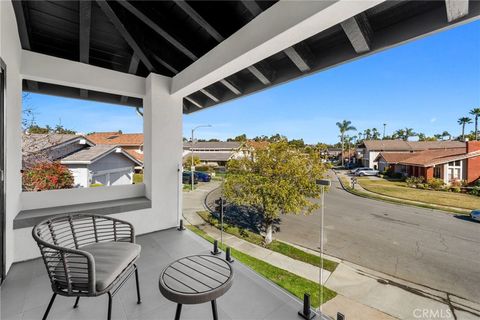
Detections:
[430, 117, 437, 123]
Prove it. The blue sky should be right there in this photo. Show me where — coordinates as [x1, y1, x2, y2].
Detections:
[26, 20, 479, 144]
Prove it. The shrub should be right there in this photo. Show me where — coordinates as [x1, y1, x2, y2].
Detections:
[405, 176, 424, 188]
[195, 165, 214, 172]
[470, 186, 480, 196]
[427, 178, 445, 191]
[450, 186, 461, 193]
[23, 162, 74, 191]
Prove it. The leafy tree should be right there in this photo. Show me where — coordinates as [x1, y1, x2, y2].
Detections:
[208, 138, 220, 142]
[470, 108, 480, 140]
[458, 117, 473, 141]
[22, 162, 74, 191]
[224, 141, 326, 244]
[403, 128, 416, 141]
[183, 155, 201, 169]
[268, 133, 287, 143]
[288, 138, 305, 149]
[54, 125, 76, 134]
[27, 124, 51, 134]
[441, 131, 451, 140]
[227, 134, 247, 142]
[336, 120, 356, 166]
[371, 128, 381, 140]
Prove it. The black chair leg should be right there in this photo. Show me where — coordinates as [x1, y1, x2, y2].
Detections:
[73, 296, 80, 308]
[42, 293, 57, 320]
[211, 300, 218, 320]
[134, 264, 141, 304]
[107, 292, 112, 320]
[175, 304, 182, 320]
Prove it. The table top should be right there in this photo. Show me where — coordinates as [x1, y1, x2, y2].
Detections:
[159, 255, 233, 304]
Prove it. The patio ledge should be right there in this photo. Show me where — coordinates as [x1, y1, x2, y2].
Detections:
[14, 197, 151, 229]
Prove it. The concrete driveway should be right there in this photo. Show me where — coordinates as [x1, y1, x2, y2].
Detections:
[275, 172, 480, 305]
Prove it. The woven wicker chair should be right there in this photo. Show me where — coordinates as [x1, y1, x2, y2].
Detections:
[32, 213, 142, 320]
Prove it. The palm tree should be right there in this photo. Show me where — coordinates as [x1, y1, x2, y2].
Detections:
[393, 129, 405, 140]
[404, 128, 416, 141]
[441, 131, 451, 140]
[470, 108, 480, 140]
[336, 120, 356, 167]
[372, 128, 380, 140]
[458, 117, 473, 141]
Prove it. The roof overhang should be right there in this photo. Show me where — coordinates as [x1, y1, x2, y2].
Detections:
[14, 0, 480, 112]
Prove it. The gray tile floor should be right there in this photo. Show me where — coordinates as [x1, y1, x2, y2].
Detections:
[1, 228, 327, 320]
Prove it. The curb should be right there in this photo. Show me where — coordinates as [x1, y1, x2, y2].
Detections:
[333, 171, 469, 215]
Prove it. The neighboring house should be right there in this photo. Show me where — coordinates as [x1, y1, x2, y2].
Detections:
[60, 145, 142, 187]
[325, 148, 342, 159]
[183, 141, 243, 166]
[22, 133, 94, 168]
[87, 132, 144, 164]
[359, 140, 466, 169]
[22, 133, 141, 188]
[374, 141, 480, 184]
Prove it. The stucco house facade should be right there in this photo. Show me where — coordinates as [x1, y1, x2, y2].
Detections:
[374, 141, 480, 184]
[360, 140, 466, 169]
[22, 134, 141, 188]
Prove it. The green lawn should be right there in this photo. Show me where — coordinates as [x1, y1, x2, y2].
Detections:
[197, 211, 338, 272]
[187, 225, 336, 307]
[358, 178, 480, 210]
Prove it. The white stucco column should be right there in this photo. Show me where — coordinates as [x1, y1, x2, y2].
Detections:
[144, 73, 183, 229]
[1, 0, 24, 272]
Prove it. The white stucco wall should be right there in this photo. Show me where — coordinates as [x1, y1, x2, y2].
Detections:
[12, 74, 183, 263]
[1, 0, 182, 267]
[1, 0, 24, 272]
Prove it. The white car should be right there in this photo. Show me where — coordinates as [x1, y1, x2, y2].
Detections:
[350, 167, 369, 174]
[470, 210, 480, 222]
[355, 168, 380, 176]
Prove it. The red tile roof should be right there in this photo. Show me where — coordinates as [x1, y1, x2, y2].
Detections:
[125, 149, 144, 163]
[87, 132, 144, 146]
[362, 140, 465, 151]
[376, 148, 480, 167]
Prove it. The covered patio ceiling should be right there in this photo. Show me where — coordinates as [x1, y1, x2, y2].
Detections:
[13, 0, 480, 113]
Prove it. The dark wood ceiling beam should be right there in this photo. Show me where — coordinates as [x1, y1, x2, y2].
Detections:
[248, 66, 271, 85]
[120, 54, 140, 104]
[12, 0, 38, 91]
[116, 1, 198, 61]
[341, 13, 373, 54]
[96, 0, 154, 72]
[172, 1, 242, 96]
[79, 1, 92, 99]
[185, 96, 203, 109]
[220, 79, 241, 95]
[174, 0, 224, 42]
[445, 0, 469, 22]
[242, 1, 310, 74]
[200, 89, 219, 103]
[243, 0, 262, 17]
[283, 46, 311, 72]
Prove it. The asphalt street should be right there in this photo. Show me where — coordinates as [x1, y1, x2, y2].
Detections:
[276, 173, 480, 303]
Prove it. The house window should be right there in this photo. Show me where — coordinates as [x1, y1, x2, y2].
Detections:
[434, 166, 441, 178]
[21, 90, 144, 192]
[446, 160, 462, 182]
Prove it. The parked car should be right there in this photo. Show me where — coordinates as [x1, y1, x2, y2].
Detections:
[182, 171, 198, 184]
[194, 171, 211, 182]
[355, 168, 379, 176]
[350, 167, 369, 174]
[470, 210, 480, 222]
